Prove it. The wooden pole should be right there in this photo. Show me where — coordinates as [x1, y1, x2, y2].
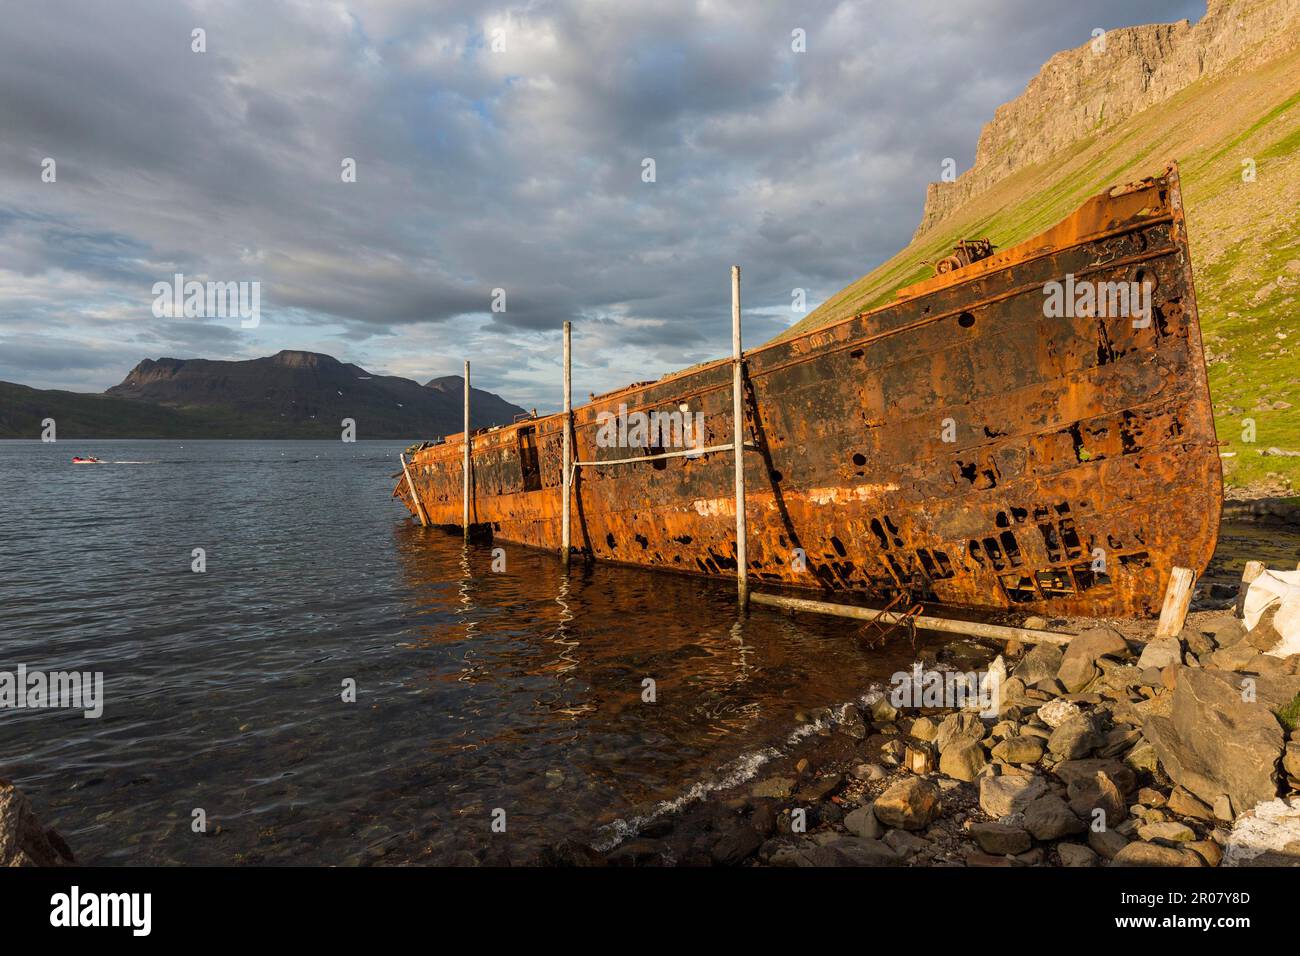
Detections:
[1155, 566, 1196, 639]
[400, 453, 429, 527]
[562, 321, 572, 570]
[1237, 560, 1266, 616]
[731, 265, 747, 608]
[463, 360, 471, 541]
[749, 592, 1075, 647]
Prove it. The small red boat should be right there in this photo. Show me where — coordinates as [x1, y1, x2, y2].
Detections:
[71, 456, 102, 464]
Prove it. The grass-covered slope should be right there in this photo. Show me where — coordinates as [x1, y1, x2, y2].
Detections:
[780, 44, 1300, 491]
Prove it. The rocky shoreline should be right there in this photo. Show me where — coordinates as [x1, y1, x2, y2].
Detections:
[585, 601, 1300, 868]
[0, 779, 77, 867]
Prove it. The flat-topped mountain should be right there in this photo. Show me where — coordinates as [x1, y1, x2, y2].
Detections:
[0, 351, 526, 439]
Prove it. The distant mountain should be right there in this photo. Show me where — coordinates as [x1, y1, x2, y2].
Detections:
[424, 374, 532, 426]
[0, 350, 526, 439]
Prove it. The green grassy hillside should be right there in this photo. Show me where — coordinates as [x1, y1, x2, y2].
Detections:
[781, 43, 1300, 492]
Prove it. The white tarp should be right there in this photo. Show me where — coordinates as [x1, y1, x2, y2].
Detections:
[1241, 568, 1300, 658]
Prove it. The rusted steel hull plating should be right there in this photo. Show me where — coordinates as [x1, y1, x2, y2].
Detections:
[394, 166, 1222, 617]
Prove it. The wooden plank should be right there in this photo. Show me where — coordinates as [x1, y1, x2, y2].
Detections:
[749, 591, 1075, 646]
[463, 360, 471, 540]
[399, 453, 429, 527]
[1237, 560, 1266, 616]
[732, 265, 747, 608]
[1154, 566, 1196, 639]
[562, 321, 572, 569]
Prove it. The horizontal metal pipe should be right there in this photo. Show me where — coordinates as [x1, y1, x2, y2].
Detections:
[749, 592, 1076, 646]
[573, 442, 758, 468]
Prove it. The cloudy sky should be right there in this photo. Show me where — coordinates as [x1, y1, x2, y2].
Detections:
[0, 0, 1202, 409]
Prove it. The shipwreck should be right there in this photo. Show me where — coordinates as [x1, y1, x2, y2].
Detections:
[394, 165, 1222, 619]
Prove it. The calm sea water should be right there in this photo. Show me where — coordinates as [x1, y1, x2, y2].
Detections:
[0, 439, 985, 865]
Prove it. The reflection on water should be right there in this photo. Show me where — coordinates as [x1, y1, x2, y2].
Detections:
[0, 440, 1284, 865]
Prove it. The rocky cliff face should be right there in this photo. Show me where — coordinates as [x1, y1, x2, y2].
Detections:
[916, 0, 1300, 237]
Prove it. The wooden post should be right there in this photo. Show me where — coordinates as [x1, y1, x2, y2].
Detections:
[731, 265, 747, 608]
[1237, 560, 1266, 616]
[463, 360, 471, 540]
[1155, 566, 1196, 639]
[748, 592, 1076, 647]
[400, 453, 429, 527]
[561, 321, 572, 570]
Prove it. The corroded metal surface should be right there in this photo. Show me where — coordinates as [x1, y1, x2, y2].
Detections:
[394, 166, 1222, 617]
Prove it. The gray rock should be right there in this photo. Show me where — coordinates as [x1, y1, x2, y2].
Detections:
[710, 825, 763, 865]
[969, 821, 1031, 855]
[836, 704, 867, 740]
[843, 804, 885, 840]
[883, 828, 931, 857]
[1067, 770, 1127, 825]
[1048, 714, 1104, 759]
[1137, 636, 1182, 671]
[1023, 794, 1085, 841]
[810, 836, 901, 867]
[1057, 842, 1098, 867]
[1014, 642, 1063, 685]
[1143, 667, 1299, 816]
[1054, 758, 1137, 796]
[980, 773, 1047, 818]
[1088, 828, 1129, 860]
[1058, 627, 1131, 693]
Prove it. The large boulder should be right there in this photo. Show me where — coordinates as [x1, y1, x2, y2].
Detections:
[969, 821, 1031, 855]
[873, 777, 940, 830]
[979, 773, 1047, 818]
[939, 740, 988, 782]
[935, 712, 986, 753]
[991, 735, 1045, 765]
[1066, 770, 1127, 825]
[1048, 714, 1105, 759]
[1057, 627, 1131, 693]
[1014, 643, 1063, 685]
[1137, 636, 1182, 671]
[843, 804, 884, 840]
[0, 781, 75, 867]
[1023, 794, 1085, 841]
[1143, 667, 1300, 817]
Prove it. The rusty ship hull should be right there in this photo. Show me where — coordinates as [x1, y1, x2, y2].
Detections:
[394, 167, 1222, 618]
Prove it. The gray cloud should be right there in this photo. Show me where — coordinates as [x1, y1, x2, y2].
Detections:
[0, 0, 1204, 407]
